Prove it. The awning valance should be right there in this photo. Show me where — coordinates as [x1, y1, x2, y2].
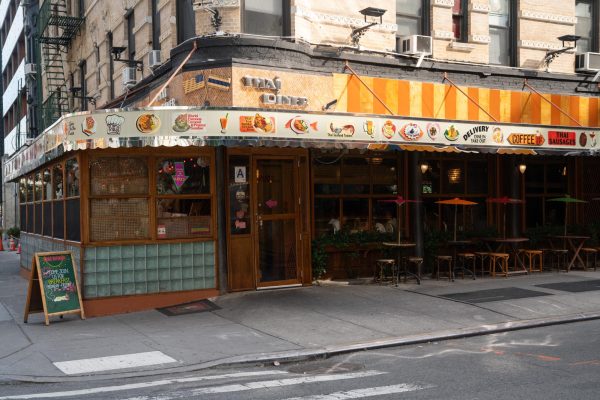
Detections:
[4, 107, 599, 181]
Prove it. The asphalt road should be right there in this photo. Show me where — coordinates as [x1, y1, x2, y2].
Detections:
[2, 319, 600, 399]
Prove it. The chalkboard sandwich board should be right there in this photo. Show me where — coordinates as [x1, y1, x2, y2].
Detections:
[24, 251, 85, 325]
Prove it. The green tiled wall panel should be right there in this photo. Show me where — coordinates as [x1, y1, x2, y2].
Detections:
[83, 242, 216, 298]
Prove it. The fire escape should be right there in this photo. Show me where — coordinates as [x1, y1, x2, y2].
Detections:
[37, 0, 84, 129]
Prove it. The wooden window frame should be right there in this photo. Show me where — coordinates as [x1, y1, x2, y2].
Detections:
[86, 149, 217, 245]
[452, 0, 468, 42]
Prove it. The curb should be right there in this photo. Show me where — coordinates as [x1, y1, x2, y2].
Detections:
[3, 310, 600, 384]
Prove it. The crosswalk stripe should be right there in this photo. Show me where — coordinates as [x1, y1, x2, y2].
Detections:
[281, 383, 434, 400]
[0, 371, 289, 400]
[53, 351, 177, 375]
[190, 370, 386, 395]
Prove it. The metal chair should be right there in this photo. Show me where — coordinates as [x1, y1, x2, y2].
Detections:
[581, 248, 597, 270]
[435, 255, 453, 281]
[456, 252, 476, 280]
[375, 259, 396, 284]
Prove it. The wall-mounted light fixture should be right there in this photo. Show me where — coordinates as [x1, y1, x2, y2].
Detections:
[543, 35, 581, 68]
[518, 164, 527, 174]
[448, 168, 462, 184]
[420, 163, 429, 174]
[562, 166, 567, 176]
[350, 7, 387, 47]
[111, 46, 143, 71]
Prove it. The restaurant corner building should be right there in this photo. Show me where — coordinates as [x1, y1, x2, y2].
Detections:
[5, 32, 600, 316]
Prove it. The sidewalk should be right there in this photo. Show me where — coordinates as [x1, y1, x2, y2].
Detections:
[2, 249, 600, 383]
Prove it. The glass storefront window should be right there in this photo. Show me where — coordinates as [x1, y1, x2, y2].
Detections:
[66, 158, 80, 197]
[19, 178, 26, 203]
[342, 157, 370, 195]
[90, 198, 149, 241]
[26, 175, 34, 203]
[157, 157, 210, 195]
[42, 168, 52, 201]
[53, 164, 64, 200]
[34, 172, 43, 202]
[157, 199, 211, 239]
[342, 198, 369, 232]
[91, 157, 148, 196]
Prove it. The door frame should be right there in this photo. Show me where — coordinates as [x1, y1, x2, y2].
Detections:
[252, 154, 302, 288]
[225, 147, 311, 292]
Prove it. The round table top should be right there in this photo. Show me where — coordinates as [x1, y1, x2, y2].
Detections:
[383, 242, 416, 248]
[550, 235, 590, 240]
[484, 237, 529, 243]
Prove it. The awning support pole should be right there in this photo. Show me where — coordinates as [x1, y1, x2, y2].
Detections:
[443, 72, 498, 122]
[343, 62, 395, 115]
[147, 41, 198, 107]
[522, 79, 583, 127]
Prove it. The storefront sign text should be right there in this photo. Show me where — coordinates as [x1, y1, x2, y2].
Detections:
[507, 133, 545, 146]
[463, 125, 488, 144]
[548, 131, 576, 146]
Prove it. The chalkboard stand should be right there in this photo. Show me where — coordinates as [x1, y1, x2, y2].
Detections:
[24, 251, 86, 326]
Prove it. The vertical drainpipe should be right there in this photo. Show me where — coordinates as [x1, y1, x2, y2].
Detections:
[216, 146, 228, 294]
[409, 152, 424, 257]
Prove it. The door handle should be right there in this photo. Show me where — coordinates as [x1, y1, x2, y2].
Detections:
[256, 214, 263, 228]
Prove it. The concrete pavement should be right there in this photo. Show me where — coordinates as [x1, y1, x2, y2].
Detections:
[2, 249, 600, 383]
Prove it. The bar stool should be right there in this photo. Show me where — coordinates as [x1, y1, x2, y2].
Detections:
[581, 248, 597, 270]
[549, 249, 569, 272]
[375, 259, 396, 284]
[520, 249, 543, 273]
[456, 252, 476, 280]
[489, 253, 510, 277]
[474, 251, 490, 278]
[405, 256, 423, 284]
[435, 255, 453, 281]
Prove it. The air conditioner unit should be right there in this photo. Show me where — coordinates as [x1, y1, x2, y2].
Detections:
[24, 63, 36, 76]
[122, 67, 137, 88]
[575, 52, 600, 73]
[148, 50, 162, 70]
[400, 35, 433, 56]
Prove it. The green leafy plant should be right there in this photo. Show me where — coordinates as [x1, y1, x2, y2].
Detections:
[6, 226, 20, 239]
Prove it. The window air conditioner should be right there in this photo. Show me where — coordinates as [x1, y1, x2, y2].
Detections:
[24, 63, 37, 76]
[148, 50, 162, 70]
[400, 35, 433, 56]
[122, 67, 137, 89]
[575, 52, 600, 73]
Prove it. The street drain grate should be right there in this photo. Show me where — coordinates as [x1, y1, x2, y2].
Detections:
[439, 287, 552, 304]
[535, 279, 600, 293]
[157, 299, 220, 316]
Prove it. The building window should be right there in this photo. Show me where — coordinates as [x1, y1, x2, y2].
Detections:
[489, 0, 514, 66]
[243, 0, 291, 37]
[176, 0, 196, 44]
[156, 157, 213, 239]
[452, 0, 467, 42]
[52, 163, 64, 239]
[312, 153, 402, 236]
[79, 60, 87, 111]
[65, 158, 81, 242]
[95, 44, 101, 87]
[396, 0, 429, 45]
[524, 161, 569, 228]
[576, 0, 599, 53]
[151, 0, 161, 50]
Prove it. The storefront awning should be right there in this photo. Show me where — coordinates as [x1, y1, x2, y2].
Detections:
[4, 107, 599, 181]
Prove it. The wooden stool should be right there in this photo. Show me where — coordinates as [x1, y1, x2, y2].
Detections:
[549, 249, 569, 271]
[405, 256, 423, 284]
[456, 253, 476, 280]
[375, 259, 396, 284]
[581, 248, 597, 270]
[489, 253, 510, 277]
[474, 252, 490, 278]
[520, 250, 543, 273]
[435, 255, 453, 281]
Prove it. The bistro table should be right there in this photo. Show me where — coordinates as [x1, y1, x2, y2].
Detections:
[447, 240, 476, 279]
[382, 242, 419, 285]
[483, 237, 530, 275]
[548, 235, 590, 272]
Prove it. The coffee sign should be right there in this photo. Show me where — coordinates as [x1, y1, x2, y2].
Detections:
[507, 133, 545, 146]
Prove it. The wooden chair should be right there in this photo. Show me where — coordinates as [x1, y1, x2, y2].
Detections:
[405, 256, 423, 284]
[549, 249, 569, 272]
[520, 249, 543, 273]
[435, 255, 453, 281]
[489, 253, 509, 277]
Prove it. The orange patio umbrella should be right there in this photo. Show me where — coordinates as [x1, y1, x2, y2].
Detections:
[436, 198, 478, 241]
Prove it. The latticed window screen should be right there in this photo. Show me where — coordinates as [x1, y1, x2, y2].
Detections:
[89, 157, 150, 241]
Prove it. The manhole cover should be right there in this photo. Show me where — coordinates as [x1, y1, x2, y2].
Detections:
[157, 299, 220, 316]
[536, 279, 600, 293]
[287, 361, 364, 375]
[440, 287, 551, 303]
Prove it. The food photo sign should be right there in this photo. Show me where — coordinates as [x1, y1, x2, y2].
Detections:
[5, 107, 599, 181]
